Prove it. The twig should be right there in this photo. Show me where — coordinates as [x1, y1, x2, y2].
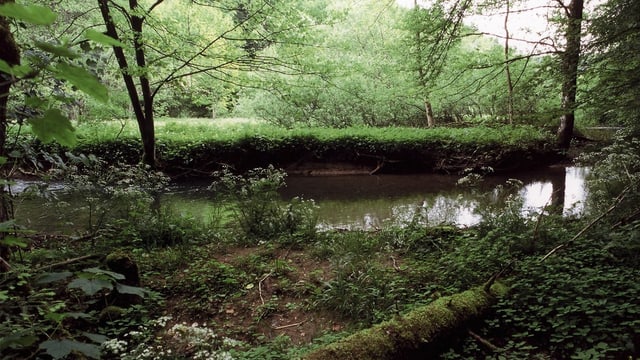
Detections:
[532, 192, 556, 251]
[0, 256, 11, 272]
[612, 208, 640, 229]
[258, 272, 273, 305]
[483, 260, 514, 292]
[35, 254, 102, 272]
[390, 256, 402, 272]
[468, 330, 501, 352]
[541, 186, 630, 262]
[273, 320, 305, 330]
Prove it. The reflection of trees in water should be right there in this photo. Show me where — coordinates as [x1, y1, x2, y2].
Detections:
[390, 196, 482, 227]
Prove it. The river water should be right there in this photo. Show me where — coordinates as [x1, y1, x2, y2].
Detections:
[11, 166, 589, 234]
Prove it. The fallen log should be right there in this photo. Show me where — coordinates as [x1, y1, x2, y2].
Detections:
[304, 283, 508, 360]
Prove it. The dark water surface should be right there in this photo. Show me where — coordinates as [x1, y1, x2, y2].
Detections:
[12, 166, 589, 233]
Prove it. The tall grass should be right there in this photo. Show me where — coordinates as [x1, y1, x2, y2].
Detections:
[74, 117, 551, 148]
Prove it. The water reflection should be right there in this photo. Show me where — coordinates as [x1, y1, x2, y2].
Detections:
[11, 166, 590, 233]
[282, 166, 589, 230]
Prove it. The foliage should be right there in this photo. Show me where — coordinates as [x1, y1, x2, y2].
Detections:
[580, 133, 640, 224]
[584, 0, 640, 128]
[1, 1, 110, 146]
[210, 166, 318, 245]
[0, 262, 147, 359]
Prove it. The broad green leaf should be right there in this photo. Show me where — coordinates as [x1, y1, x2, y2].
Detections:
[116, 282, 146, 298]
[36, 271, 73, 284]
[52, 63, 108, 103]
[0, 333, 37, 351]
[0, 220, 16, 230]
[82, 332, 108, 344]
[0, 3, 56, 25]
[68, 278, 112, 296]
[39, 339, 100, 360]
[28, 109, 76, 147]
[0, 236, 28, 248]
[35, 41, 78, 59]
[45, 311, 66, 323]
[0, 59, 32, 77]
[0, 156, 5, 165]
[65, 312, 92, 319]
[25, 96, 46, 108]
[84, 29, 125, 47]
[84, 267, 126, 280]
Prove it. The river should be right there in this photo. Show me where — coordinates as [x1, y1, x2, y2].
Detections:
[11, 166, 589, 234]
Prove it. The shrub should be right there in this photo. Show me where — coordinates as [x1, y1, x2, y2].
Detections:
[210, 166, 318, 245]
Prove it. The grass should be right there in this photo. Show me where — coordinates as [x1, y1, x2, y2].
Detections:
[73, 117, 551, 148]
[50, 117, 558, 176]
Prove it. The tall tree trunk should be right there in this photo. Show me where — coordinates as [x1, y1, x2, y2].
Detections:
[130, 0, 156, 167]
[414, 0, 436, 128]
[504, 0, 514, 124]
[0, 0, 20, 270]
[424, 99, 435, 127]
[557, 0, 584, 148]
[97, 0, 156, 167]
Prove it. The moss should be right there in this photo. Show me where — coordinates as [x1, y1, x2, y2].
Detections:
[99, 305, 125, 323]
[106, 252, 140, 287]
[304, 283, 508, 360]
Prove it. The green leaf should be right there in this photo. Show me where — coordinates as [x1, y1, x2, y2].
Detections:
[84, 29, 125, 47]
[0, 236, 28, 248]
[0, 333, 37, 351]
[39, 339, 100, 360]
[0, 3, 57, 25]
[45, 311, 66, 323]
[65, 312, 92, 319]
[116, 283, 146, 298]
[0, 59, 32, 77]
[82, 332, 108, 344]
[68, 278, 113, 296]
[36, 271, 73, 284]
[84, 267, 126, 280]
[0, 220, 16, 230]
[52, 63, 108, 103]
[28, 109, 77, 147]
[35, 41, 78, 59]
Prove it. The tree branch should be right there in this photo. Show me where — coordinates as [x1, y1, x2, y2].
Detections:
[541, 186, 630, 261]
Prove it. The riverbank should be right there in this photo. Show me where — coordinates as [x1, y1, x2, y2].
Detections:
[19, 120, 564, 177]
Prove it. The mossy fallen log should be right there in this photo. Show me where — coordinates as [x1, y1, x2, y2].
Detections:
[304, 283, 508, 360]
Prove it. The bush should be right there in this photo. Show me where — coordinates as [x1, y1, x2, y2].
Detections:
[210, 166, 318, 246]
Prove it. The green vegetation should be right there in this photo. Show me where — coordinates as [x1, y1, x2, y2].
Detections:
[15, 118, 555, 176]
[2, 156, 639, 359]
[1, 0, 639, 359]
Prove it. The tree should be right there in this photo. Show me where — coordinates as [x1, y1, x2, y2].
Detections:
[0, 0, 20, 270]
[0, 2, 107, 268]
[556, 0, 585, 148]
[95, 0, 315, 167]
[586, 0, 640, 130]
[404, 0, 471, 127]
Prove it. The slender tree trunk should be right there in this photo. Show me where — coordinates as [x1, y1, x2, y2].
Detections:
[504, 0, 514, 124]
[414, 0, 436, 128]
[97, 0, 156, 167]
[424, 99, 435, 127]
[0, 0, 20, 270]
[557, 0, 584, 148]
[130, 0, 156, 167]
